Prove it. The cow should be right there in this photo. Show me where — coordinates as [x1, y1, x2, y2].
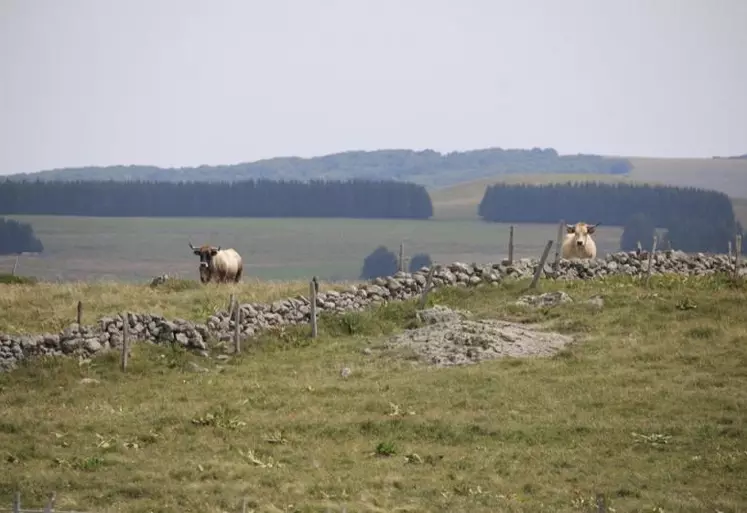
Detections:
[561, 222, 599, 260]
[188, 242, 243, 284]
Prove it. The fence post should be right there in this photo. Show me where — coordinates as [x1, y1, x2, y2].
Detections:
[398, 242, 405, 273]
[228, 293, 235, 319]
[12, 491, 20, 513]
[44, 491, 56, 513]
[241, 497, 248, 513]
[12, 255, 19, 276]
[309, 279, 318, 338]
[645, 235, 658, 286]
[507, 225, 514, 265]
[234, 298, 241, 354]
[595, 493, 607, 513]
[418, 264, 437, 309]
[76, 301, 83, 325]
[734, 234, 742, 281]
[121, 313, 129, 372]
[553, 219, 564, 273]
[728, 240, 733, 260]
[528, 240, 553, 290]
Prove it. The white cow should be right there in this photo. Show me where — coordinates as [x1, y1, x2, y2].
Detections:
[188, 242, 244, 284]
[561, 222, 599, 260]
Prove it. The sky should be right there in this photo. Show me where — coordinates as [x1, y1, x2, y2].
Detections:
[0, 0, 745, 176]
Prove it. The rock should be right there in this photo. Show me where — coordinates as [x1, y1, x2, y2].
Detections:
[150, 274, 170, 287]
[387, 318, 573, 367]
[416, 305, 470, 325]
[84, 338, 102, 353]
[586, 295, 605, 310]
[516, 291, 573, 308]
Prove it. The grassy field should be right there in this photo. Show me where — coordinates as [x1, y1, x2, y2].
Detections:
[429, 158, 747, 222]
[0, 279, 350, 335]
[1, 274, 746, 512]
[429, 173, 631, 220]
[0, 215, 624, 284]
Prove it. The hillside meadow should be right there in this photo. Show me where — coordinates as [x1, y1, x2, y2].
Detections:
[1, 274, 746, 512]
[0, 215, 624, 284]
[429, 158, 747, 222]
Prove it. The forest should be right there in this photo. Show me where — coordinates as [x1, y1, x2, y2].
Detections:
[0, 217, 44, 255]
[479, 182, 742, 253]
[0, 178, 433, 219]
[4, 147, 633, 188]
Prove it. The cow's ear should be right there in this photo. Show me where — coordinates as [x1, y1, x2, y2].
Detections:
[210, 248, 219, 256]
[587, 225, 597, 234]
[193, 249, 201, 256]
[566, 226, 575, 234]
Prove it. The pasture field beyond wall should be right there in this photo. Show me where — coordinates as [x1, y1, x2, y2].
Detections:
[0, 215, 624, 283]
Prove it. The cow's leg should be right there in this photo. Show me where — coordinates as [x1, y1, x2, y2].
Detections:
[234, 267, 243, 283]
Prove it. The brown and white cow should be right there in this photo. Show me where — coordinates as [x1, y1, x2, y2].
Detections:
[188, 242, 243, 284]
[561, 222, 599, 260]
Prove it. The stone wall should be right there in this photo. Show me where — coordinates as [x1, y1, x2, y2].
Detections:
[1, 250, 744, 372]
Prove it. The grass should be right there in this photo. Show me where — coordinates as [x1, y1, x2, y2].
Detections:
[0, 215, 624, 285]
[429, 158, 747, 223]
[1, 274, 746, 512]
[0, 278, 354, 335]
[429, 173, 631, 220]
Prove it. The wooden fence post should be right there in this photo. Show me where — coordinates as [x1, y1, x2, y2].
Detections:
[44, 491, 56, 513]
[507, 225, 514, 265]
[645, 235, 658, 286]
[734, 234, 742, 281]
[309, 279, 318, 338]
[76, 301, 83, 325]
[529, 240, 554, 290]
[242, 497, 249, 513]
[228, 293, 235, 319]
[728, 240, 733, 260]
[12, 491, 20, 513]
[234, 298, 241, 354]
[553, 219, 564, 272]
[418, 265, 437, 309]
[595, 493, 607, 513]
[398, 242, 405, 273]
[121, 314, 129, 372]
[12, 255, 19, 276]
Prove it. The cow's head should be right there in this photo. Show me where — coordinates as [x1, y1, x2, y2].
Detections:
[566, 222, 599, 248]
[189, 242, 221, 283]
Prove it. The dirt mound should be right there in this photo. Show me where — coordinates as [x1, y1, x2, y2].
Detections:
[386, 306, 572, 367]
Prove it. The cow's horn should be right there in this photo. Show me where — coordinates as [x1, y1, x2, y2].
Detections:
[188, 241, 196, 250]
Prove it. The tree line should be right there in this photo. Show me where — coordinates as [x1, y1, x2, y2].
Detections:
[0, 178, 434, 219]
[4, 147, 632, 188]
[0, 217, 44, 255]
[478, 182, 743, 253]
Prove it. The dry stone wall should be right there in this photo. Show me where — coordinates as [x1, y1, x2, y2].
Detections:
[1, 250, 744, 372]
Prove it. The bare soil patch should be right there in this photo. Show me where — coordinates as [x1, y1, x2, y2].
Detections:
[386, 305, 573, 367]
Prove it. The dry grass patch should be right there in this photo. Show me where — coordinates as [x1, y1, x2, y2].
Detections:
[1, 276, 746, 512]
[0, 278, 358, 335]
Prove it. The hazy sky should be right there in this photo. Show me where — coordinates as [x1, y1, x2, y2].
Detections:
[1, 0, 745, 175]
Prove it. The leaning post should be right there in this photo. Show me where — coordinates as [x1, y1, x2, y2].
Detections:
[529, 240, 554, 290]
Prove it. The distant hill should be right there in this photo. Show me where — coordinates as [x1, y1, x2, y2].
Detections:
[2, 147, 632, 188]
[429, 157, 747, 220]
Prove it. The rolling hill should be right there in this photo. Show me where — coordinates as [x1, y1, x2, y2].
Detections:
[429, 157, 747, 221]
